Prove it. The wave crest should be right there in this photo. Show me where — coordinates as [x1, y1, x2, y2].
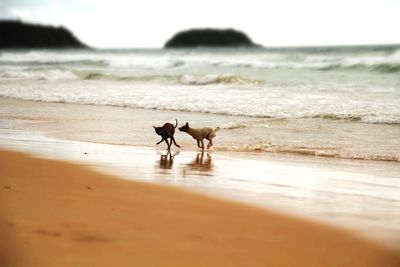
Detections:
[0, 68, 78, 80]
[312, 113, 362, 122]
[319, 63, 400, 73]
[179, 74, 259, 85]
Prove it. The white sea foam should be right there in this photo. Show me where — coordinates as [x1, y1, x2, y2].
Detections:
[2, 47, 400, 74]
[0, 66, 79, 80]
[216, 143, 400, 162]
[0, 79, 398, 125]
[178, 73, 259, 85]
[0, 50, 184, 70]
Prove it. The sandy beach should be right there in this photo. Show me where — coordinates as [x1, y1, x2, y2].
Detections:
[1, 149, 399, 267]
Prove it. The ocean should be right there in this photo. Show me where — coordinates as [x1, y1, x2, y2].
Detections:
[0, 45, 399, 161]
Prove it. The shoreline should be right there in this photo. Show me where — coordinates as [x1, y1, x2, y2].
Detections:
[0, 96, 399, 163]
[1, 149, 399, 267]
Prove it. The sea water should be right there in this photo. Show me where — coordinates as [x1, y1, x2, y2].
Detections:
[0, 46, 399, 161]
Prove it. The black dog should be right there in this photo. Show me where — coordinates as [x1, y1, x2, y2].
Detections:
[153, 119, 180, 149]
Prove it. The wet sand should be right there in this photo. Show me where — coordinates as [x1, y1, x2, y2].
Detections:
[1, 149, 399, 267]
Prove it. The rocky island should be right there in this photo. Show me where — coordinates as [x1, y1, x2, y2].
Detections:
[164, 28, 258, 48]
[0, 20, 88, 49]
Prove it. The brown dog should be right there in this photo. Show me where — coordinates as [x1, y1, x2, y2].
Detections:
[179, 122, 219, 149]
[153, 119, 180, 149]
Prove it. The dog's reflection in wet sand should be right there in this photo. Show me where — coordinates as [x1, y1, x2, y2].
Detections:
[183, 152, 213, 177]
[159, 150, 178, 170]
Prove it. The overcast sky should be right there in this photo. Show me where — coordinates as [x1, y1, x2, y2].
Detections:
[1, 0, 399, 48]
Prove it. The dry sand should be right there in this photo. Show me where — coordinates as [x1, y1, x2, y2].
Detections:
[1, 149, 399, 267]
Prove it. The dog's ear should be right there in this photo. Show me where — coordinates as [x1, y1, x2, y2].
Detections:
[153, 126, 156, 129]
[186, 122, 189, 126]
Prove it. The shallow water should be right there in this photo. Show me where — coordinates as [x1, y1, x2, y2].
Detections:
[1, 97, 399, 162]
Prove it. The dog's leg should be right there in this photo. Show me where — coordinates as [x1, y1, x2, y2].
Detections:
[196, 140, 201, 148]
[207, 137, 213, 149]
[157, 138, 164, 145]
[165, 138, 171, 149]
[171, 136, 180, 148]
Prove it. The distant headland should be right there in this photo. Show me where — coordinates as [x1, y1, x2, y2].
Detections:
[0, 20, 88, 49]
[164, 28, 258, 48]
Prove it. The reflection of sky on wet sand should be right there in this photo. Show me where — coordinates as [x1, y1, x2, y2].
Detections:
[1, 126, 400, 248]
[156, 150, 214, 177]
[157, 150, 177, 172]
[182, 152, 213, 177]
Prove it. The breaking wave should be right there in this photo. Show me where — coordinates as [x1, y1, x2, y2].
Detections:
[1, 47, 400, 74]
[0, 68, 79, 80]
[178, 74, 260, 85]
[312, 114, 363, 122]
[0, 68, 260, 85]
[216, 144, 400, 162]
[319, 63, 400, 73]
[81, 72, 259, 85]
[0, 59, 108, 67]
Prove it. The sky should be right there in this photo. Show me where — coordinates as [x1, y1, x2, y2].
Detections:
[1, 0, 400, 48]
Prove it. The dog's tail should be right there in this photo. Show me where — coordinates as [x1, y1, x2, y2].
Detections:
[215, 126, 220, 132]
[174, 118, 178, 128]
